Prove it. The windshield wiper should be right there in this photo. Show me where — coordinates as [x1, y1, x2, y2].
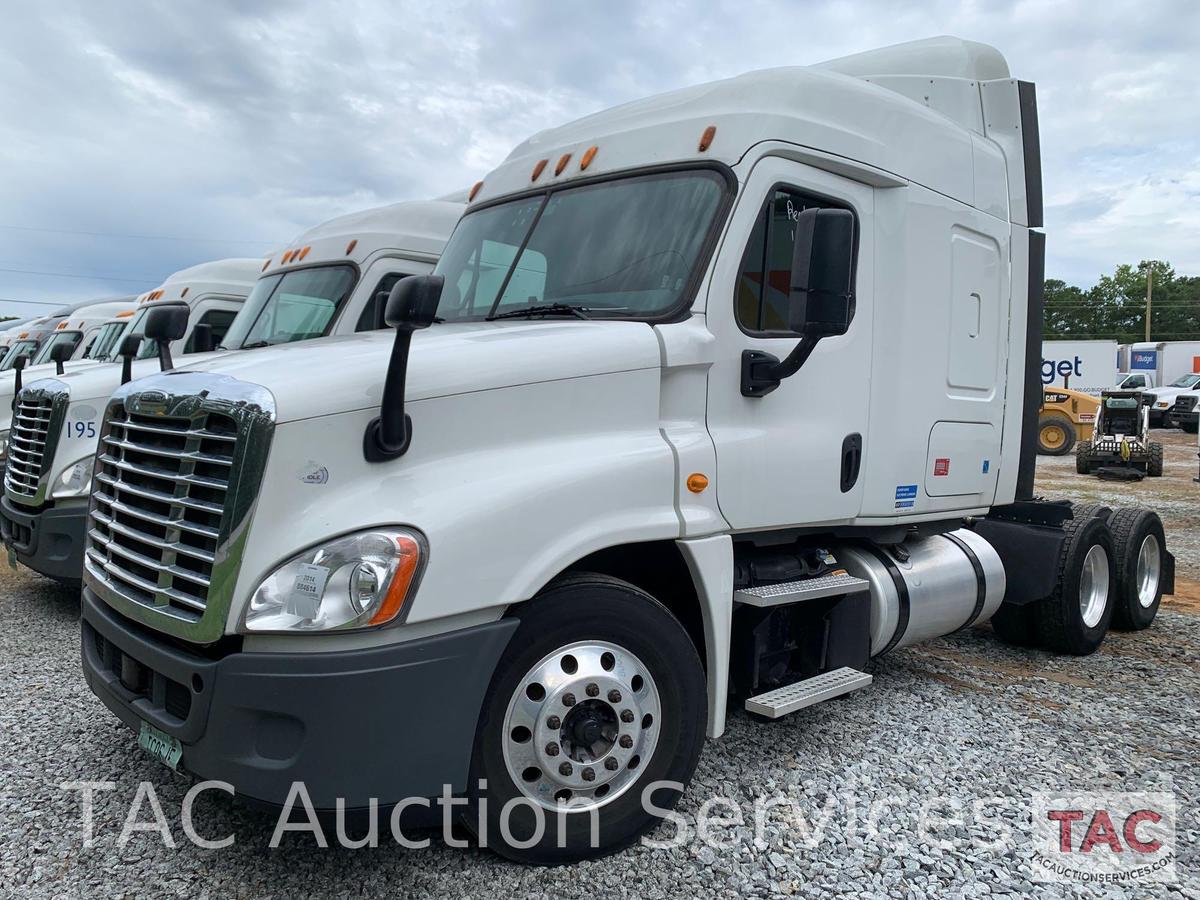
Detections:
[487, 303, 591, 321]
[240, 340, 271, 349]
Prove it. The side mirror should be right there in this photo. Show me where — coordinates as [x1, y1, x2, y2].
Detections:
[190, 323, 214, 354]
[788, 208, 855, 338]
[118, 334, 143, 385]
[50, 341, 73, 376]
[742, 208, 856, 397]
[144, 302, 190, 372]
[363, 275, 444, 462]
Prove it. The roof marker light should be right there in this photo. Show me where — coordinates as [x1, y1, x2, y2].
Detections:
[262, 258, 271, 272]
[531, 159, 548, 181]
[555, 153, 572, 176]
[181, 287, 189, 298]
[687, 473, 709, 493]
[298, 246, 311, 260]
[469, 181, 484, 201]
[698, 125, 716, 152]
[56, 321, 68, 329]
[116, 311, 135, 318]
[580, 146, 598, 170]
[345, 239, 358, 255]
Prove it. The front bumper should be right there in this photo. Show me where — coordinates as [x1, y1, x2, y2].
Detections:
[82, 588, 518, 809]
[1169, 409, 1198, 429]
[0, 495, 87, 582]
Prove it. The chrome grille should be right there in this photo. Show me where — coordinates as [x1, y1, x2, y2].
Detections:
[1172, 395, 1198, 414]
[87, 404, 237, 620]
[83, 371, 276, 645]
[4, 387, 67, 504]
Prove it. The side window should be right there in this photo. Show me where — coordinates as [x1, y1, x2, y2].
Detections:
[184, 309, 238, 353]
[355, 273, 408, 332]
[735, 187, 854, 335]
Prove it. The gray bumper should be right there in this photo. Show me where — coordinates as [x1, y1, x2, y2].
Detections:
[82, 588, 518, 809]
[0, 495, 87, 583]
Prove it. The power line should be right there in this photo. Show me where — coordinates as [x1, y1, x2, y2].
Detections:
[0, 297, 77, 308]
[0, 222, 276, 245]
[0, 267, 159, 285]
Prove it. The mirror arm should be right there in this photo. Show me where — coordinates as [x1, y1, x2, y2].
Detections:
[157, 340, 174, 372]
[12, 356, 26, 410]
[55, 357, 65, 376]
[740, 336, 820, 398]
[362, 330, 414, 462]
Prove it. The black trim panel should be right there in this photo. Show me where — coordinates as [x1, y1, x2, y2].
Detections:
[1016, 229, 1046, 501]
[1017, 81, 1043, 229]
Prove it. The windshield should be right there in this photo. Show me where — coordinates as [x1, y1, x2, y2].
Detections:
[1, 339, 39, 370]
[32, 331, 82, 365]
[85, 321, 129, 360]
[219, 265, 357, 350]
[1169, 373, 1200, 388]
[433, 169, 728, 321]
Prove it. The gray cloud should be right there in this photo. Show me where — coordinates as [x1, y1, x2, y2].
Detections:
[1, 0, 1197, 317]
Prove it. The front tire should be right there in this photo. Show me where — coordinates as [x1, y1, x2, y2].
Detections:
[1076, 441, 1093, 474]
[1038, 414, 1076, 455]
[1035, 515, 1115, 655]
[1147, 442, 1164, 477]
[465, 573, 707, 863]
[1108, 509, 1165, 631]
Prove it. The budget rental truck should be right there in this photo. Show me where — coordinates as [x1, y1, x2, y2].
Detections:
[76, 38, 1173, 863]
[2, 202, 461, 583]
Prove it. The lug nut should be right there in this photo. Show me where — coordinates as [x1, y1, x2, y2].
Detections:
[546, 715, 561, 730]
[559, 762, 573, 776]
[562, 693, 576, 707]
[620, 709, 634, 723]
[605, 757, 619, 771]
[619, 735, 633, 749]
[582, 767, 596, 782]
[608, 689, 622, 703]
[586, 683, 599, 697]
[545, 742, 560, 757]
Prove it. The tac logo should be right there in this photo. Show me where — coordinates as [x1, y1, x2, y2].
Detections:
[1032, 791, 1176, 884]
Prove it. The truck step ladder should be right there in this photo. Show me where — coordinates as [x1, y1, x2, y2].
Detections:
[745, 667, 873, 718]
[734, 572, 869, 608]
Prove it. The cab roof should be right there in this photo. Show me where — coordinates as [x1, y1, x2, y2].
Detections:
[137, 258, 264, 304]
[473, 37, 1029, 225]
[263, 199, 464, 276]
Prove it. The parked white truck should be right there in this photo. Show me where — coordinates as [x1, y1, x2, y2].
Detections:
[1, 201, 460, 583]
[75, 38, 1172, 863]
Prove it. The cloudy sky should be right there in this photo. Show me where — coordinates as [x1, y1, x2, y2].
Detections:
[1, 0, 1197, 318]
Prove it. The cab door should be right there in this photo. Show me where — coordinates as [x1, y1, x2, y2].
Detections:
[704, 157, 875, 530]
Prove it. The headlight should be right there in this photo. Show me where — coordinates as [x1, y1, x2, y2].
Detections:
[242, 529, 425, 633]
[0, 429, 8, 464]
[51, 455, 95, 499]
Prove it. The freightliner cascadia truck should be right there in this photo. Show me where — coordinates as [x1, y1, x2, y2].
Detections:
[75, 38, 1172, 863]
[1, 201, 461, 584]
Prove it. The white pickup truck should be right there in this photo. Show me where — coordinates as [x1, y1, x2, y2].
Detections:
[1144, 372, 1200, 428]
[74, 38, 1172, 863]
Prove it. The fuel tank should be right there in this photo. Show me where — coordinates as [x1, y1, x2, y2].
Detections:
[835, 529, 1005, 656]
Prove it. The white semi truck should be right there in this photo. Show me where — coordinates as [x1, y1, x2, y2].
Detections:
[1, 201, 461, 583]
[74, 38, 1172, 863]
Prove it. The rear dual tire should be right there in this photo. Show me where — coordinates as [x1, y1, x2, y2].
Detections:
[1108, 508, 1165, 631]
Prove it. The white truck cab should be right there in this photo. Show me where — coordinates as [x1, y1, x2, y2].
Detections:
[75, 38, 1173, 863]
[1114, 371, 1155, 391]
[25, 299, 138, 368]
[2, 201, 461, 584]
[1144, 372, 1200, 428]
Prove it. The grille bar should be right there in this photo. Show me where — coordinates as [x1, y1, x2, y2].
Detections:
[4, 392, 63, 502]
[85, 402, 235, 620]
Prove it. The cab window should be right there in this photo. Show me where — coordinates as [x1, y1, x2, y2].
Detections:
[735, 187, 856, 335]
[355, 273, 409, 331]
[184, 309, 238, 352]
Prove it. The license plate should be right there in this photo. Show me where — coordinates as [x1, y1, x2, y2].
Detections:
[137, 721, 182, 770]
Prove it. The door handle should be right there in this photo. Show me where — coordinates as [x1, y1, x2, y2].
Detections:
[841, 433, 862, 493]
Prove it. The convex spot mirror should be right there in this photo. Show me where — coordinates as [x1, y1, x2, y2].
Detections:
[788, 207, 855, 338]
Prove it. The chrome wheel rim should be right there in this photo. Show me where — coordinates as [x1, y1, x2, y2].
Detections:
[501, 640, 661, 813]
[1079, 544, 1110, 628]
[1136, 534, 1162, 609]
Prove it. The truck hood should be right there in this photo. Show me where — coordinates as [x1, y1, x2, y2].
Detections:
[160, 321, 663, 423]
[15, 350, 228, 407]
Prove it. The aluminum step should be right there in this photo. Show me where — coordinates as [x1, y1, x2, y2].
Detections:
[745, 667, 873, 718]
[734, 572, 869, 608]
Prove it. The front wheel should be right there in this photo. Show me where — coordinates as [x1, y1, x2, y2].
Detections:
[465, 573, 707, 863]
[1147, 442, 1164, 477]
[1038, 414, 1076, 455]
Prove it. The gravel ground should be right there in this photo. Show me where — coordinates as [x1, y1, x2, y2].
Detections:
[2, 439, 1198, 898]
